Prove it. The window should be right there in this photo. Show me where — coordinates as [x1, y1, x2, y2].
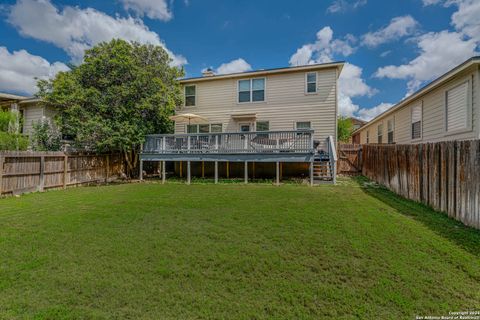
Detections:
[366, 130, 370, 144]
[185, 85, 196, 106]
[446, 81, 469, 133]
[306, 72, 317, 93]
[256, 121, 269, 132]
[377, 124, 383, 144]
[296, 121, 311, 130]
[238, 78, 265, 103]
[387, 119, 394, 144]
[411, 103, 422, 140]
[186, 123, 222, 133]
[210, 124, 222, 133]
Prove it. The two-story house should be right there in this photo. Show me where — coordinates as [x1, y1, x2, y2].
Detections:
[353, 56, 480, 145]
[140, 61, 344, 185]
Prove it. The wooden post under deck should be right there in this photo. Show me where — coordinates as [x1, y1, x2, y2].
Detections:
[139, 159, 143, 180]
[276, 162, 280, 186]
[310, 160, 314, 186]
[226, 161, 230, 179]
[179, 161, 183, 178]
[214, 161, 218, 184]
[201, 161, 205, 178]
[187, 161, 191, 184]
[244, 161, 248, 184]
[162, 161, 166, 184]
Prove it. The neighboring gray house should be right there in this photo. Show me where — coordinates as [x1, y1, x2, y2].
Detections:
[0, 93, 55, 135]
[354, 56, 480, 144]
[141, 61, 344, 184]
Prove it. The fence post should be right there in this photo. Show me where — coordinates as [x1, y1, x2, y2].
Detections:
[39, 155, 45, 192]
[63, 155, 68, 189]
[0, 155, 4, 195]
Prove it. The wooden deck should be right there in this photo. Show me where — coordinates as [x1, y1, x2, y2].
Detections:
[139, 130, 336, 185]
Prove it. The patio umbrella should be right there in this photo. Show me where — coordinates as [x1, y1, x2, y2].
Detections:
[169, 113, 208, 125]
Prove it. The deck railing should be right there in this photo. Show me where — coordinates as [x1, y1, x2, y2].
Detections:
[142, 130, 315, 154]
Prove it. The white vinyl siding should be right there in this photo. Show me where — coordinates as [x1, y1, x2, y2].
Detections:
[411, 103, 422, 140]
[446, 81, 469, 133]
[177, 68, 338, 142]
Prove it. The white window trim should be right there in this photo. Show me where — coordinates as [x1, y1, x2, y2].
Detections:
[377, 124, 383, 144]
[305, 71, 318, 95]
[444, 79, 472, 136]
[184, 85, 196, 107]
[237, 77, 267, 104]
[387, 118, 394, 144]
[411, 101, 423, 141]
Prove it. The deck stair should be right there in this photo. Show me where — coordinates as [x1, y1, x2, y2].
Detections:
[313, 152, 334, 182]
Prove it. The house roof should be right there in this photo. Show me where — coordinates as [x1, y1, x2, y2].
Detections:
[0, 92, 29, 102]
[353, 56, 480, 134]
[179, 61, 345, 84]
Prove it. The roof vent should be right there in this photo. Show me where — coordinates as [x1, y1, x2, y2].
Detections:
[202, 68, 215, 77]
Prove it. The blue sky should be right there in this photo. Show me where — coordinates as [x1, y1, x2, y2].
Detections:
[0, 0, 478, 120]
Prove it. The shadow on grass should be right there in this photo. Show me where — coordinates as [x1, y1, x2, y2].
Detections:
[351, 176, 480, 258]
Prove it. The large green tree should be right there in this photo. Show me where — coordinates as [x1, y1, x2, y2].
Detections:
[38, 39, 184, 176]
[337, 116, 354, 143]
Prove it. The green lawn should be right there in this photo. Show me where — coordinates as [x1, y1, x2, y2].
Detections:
[0, 178, 479, 319]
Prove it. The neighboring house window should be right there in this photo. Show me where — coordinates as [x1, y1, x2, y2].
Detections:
[185, 85, 196, 106]
[366, 130, 369, 144]
[296, 121, 311, 130]
[306, 72, 317, 93]
[377, 124, 383, 144]
[256, 121, 269, 131]
[238, 78, 265, 103]
[411, 103, 422, 140]
[387, 119, 394, 144]
[446, 81, 469, 133]
[187, 123, 222, 133]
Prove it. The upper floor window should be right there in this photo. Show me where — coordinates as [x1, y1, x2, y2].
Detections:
[185, 85, 196, 106]
[377, 124, 383, 144]
[306, 72, 317, 93]
[446, 81, 470, 133]
[256, 121, 269, 132]
[296, 121, 311, 130]
[387, 119, 394, 144]
[238, 78, 265, 103]
[411, 103, 422, 140]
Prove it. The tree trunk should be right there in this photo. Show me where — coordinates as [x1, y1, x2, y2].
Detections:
[123, 148, 139, 178]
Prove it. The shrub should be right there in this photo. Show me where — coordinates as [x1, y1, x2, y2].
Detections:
[30, 119, 62, 151]
[0, 132, 29, 151]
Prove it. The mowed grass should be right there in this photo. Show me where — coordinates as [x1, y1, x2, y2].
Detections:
[0, 178, 479, 319]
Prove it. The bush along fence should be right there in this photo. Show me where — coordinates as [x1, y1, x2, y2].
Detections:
[0, 152, 124, 196]
[362, 141, 480, 230]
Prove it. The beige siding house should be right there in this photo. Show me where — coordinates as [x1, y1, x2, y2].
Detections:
[354, 56, 480, 144]
[141, 61, 344, 184]
[0, 93, 55, 136]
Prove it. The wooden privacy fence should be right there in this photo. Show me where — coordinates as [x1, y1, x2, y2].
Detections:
[0, 152, 124, 196]
[362, 141, 480, 229]
[338, 144, 362, 175]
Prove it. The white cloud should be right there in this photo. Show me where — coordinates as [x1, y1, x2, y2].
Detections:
[362, 15, 418, 48]
[0, 46, 69, 95]
[7, 0, 186, 66]
[121, 0, 172, 21]
[451, 0, 480, 42]
[374, 30, 477, 93]
[215, 58, 252, 75]
[357, 103, 394, 121]
[289, 27, 376, 118]
[289, 27, 355, 66]
[327, 0, 367, 13]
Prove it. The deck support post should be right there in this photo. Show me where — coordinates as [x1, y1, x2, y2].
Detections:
[310, 160, 314, 186]
[179, 161, 183, 178]
[214, 161, 218, 184]
[244, 161, 248, 184]
[187, 161, 191, 184]
[139, 159, 143, 181]
[162, 161, 166, 184]
[226, 161, 230, 179]
[201, 161, 205, 178]
[252, 162, 255, 179]
[276, 162, 280, 186]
